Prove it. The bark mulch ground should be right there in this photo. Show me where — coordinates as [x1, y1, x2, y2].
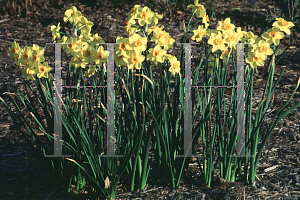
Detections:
[0, 0, 300, 199]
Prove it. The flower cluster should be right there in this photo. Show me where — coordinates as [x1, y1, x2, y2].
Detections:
[8, 3, 295, 80]
[8, 6, 108, 80]
[187, 0, 294, 69]
[116, 4, 179, 75]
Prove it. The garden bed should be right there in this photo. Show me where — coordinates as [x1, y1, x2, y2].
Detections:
[0, 0, 300, 199]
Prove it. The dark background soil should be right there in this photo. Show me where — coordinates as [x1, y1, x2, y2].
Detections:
[0, 0, 300, 199]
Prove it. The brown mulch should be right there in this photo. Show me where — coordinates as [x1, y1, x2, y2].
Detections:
[1, 0, 300, 199]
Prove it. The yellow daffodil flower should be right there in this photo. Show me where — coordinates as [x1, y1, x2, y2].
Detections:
[77, 16, 94, 35]
[262, 27, 284, 46]
[137, 6, 154, 26]
[123, 51, 145, 70]
[152, 12, 163, 25]
[35, 62, 53, 79]
[63, 6, 82, 25]
[147, 25, 164, 35]
[272, 18, 295, 35]
[115, 36, 130, 57]
[191, 25, 207, 42]
[63, 37, 81, 55]
[126, 5, 141, 19]
[202, 15, 210, 29]
[76, 45, 97, 64]
[69, 55, 88, 69]
[84, 65, 97, 77]
[217, 18, 235, 33]
[243, 32, 259, 48]
[114, 49, 127, 67]
[208, 32, 226, 52]
[162, 35, 175, 50]
[8, 41, 21, 59]
[236, 27, 247, 39]
[147, 45, 167, 65]
[220, 48, 232, 60]
[51, 22, 61, 41]
[151, 30, 168, 46]
[17, 46, 33, 65]
[57, 35, 68, 46]
[93, 46, 109, 66]
[168, 55, 181, 75]
[89, 33, 105, 48]
[246, 51, 265, 69]
[30, 48, 45, 64]
[126, 25, 138, 37]
[206, 29, 220, 37]
[22, 67, 36, 81]
[30, 44, 44, 54]
[223, 30, 240, 49]
[187, 0, 206, 18]
[252, 39, 273, 60]
[127, 34, 147, 54]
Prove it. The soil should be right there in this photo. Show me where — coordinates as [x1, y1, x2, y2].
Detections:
[0, 0, 300, 199]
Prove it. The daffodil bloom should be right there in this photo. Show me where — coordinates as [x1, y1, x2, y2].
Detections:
[88, 33, 105, 48]
[57, 36, 68, 50]
[243, 31, 259, 48]
[126, 5, 141, 19]
[206, 29, 220, 37]
[202, 15, 210, 29]
[162, 35, 175, 50]
[151, 30, 168, 46]
[246, 51, 264, 69]
[21, 66, 36, 81]
[147, 25, 164, 35]
[63, 6, 82, 25]
[114, 49, 127, 67]
[115, 37, 130, 57]
[272, 18, 295, 35]
[93, 46, 109, 66]
[236, 27, 247, 39]
[223, 30, 240, 49]
[126, 25, 138, 37]
[8, 41, 21, 59]
[77, 16, 94, 35]
[152, 12, 163, 25]
[123, 51, 145, 70]
[147, 45, 167, 65]
[51, 22, 61, 41]
[63, 37, 81, 55]
[17, 46, 33, 65]
[168, 55, 181, 75]
[84, 65, 97, 77]
[35, 62, 53, 79]
[261, 27, 284, 46]
[191, 25, 207, 42]
[220, 48, 232, 60]
[136, 6, 154, 26]
[76, 45, 97, 64]
[69, 55, 88, 69]
[127, 34, 147, 54]
[187, 0, 206, 18]
[30, 49, 45, 64]
[208, 33, 226, 52]
[217, 18, 235, 33]
[252, 39, 273, 60]
[30, 44, 44, 54]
